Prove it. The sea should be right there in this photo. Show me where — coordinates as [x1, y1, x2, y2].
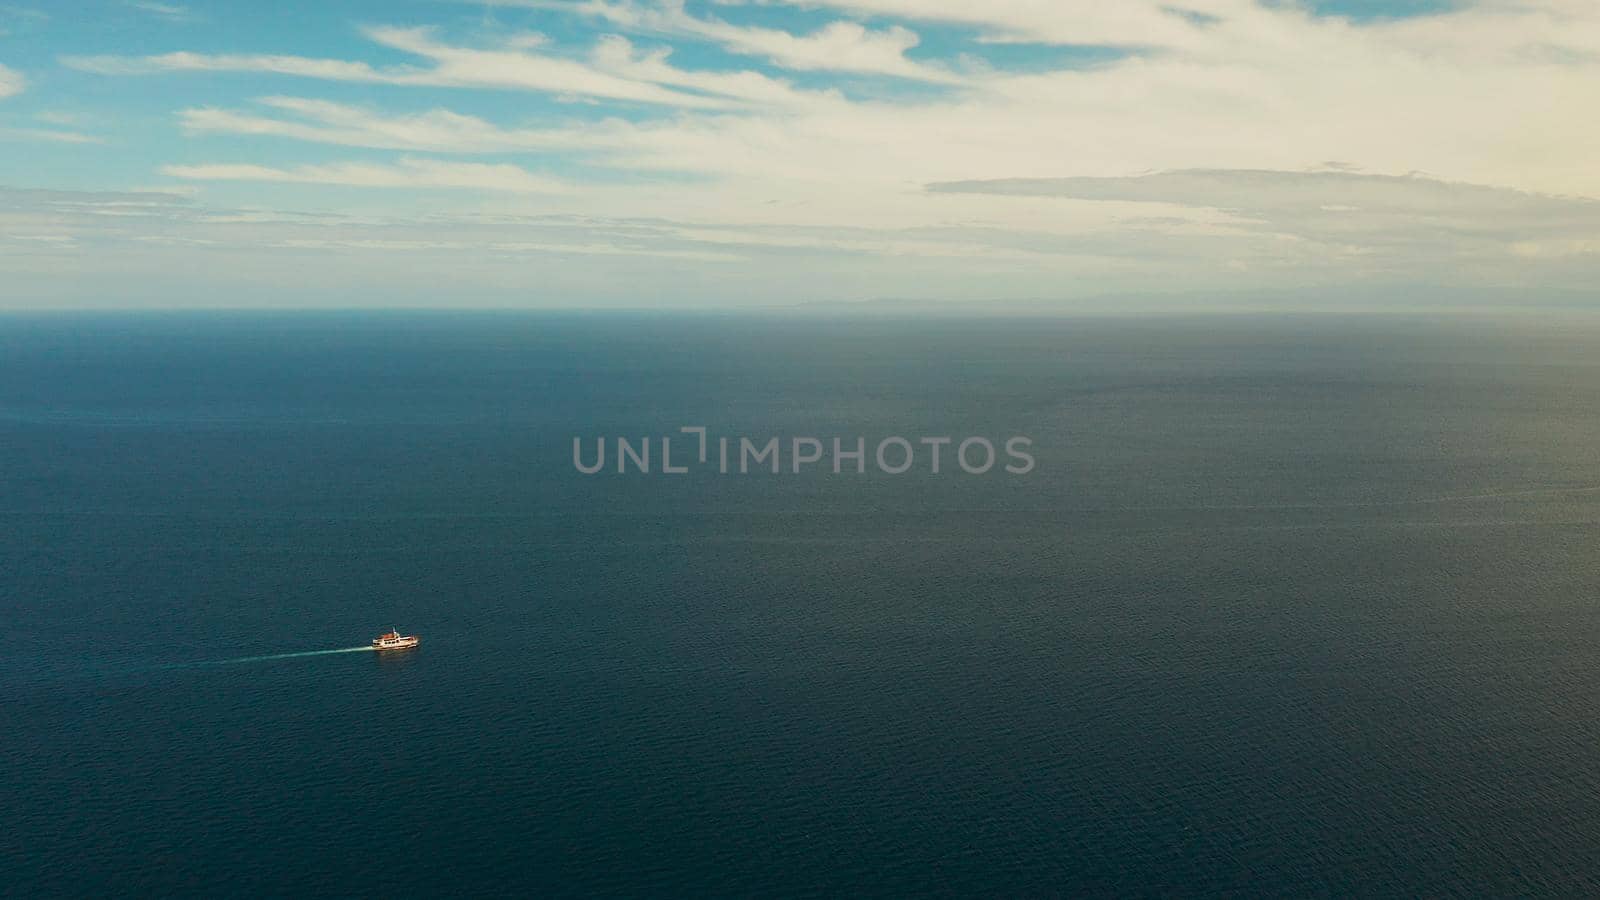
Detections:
[7, 311, 1600, 896]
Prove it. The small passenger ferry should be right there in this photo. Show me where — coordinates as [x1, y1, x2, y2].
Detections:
[372, 629, 420, 651]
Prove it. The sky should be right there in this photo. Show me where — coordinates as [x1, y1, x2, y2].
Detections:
[0, 0, 1597, 309]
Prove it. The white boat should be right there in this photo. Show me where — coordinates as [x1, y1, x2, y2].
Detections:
[372, 629, 420, 651]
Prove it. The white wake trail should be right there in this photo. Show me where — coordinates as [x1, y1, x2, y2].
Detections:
[175, 646, 375, 668]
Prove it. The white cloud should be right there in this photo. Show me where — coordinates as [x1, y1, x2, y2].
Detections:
[710, 0, 1232, 48]
[360, 25, 747, 107]
[0, 127, 104, 144]
[38, 1, 1600, 305]
[584, 33, 830, 107]
[62, 25, 827, 110]
[124, 1, 191, 21]
[268, 236, 741, 262]
[179, 96, 632, 153]
[548, 0, 963, 82]
[928, 169, 1600, 216]
[0, 62, 23, 98]
[34, 111, 86, 126]
[64, 50, 407, 82]
[5, 177, 1599, 310]
[929, 168, 1600, 260]
[161, 158, 575, 194]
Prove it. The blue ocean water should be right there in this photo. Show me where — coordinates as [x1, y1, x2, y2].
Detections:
[7, 312, 1600, 895]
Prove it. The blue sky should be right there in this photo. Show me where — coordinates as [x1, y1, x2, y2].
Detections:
[1, 0, 1597, 309]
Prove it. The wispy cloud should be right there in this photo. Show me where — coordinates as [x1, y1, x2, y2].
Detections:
[0, 127, 104, 144]
[24, 1, 1600, 307]
[709, 0, 1220, 48]
[161, 157, 574, 194]
[65, 50, 406, 82]
[540, 0, 965, 82]
[179, 96, 630, 153]
[266, 236, 741, 262]
[61, 25, 827, 109]
[929, 169, 1600, 219]
[929, 169, 1600, 261]
[5, 169, 1599, 310]
[34, 111, 87, 126]
[124, 1, 193, 22]
[0, 62, 23, 99]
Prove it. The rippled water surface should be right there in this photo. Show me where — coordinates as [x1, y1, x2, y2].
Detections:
[8, 312, 1600, 895]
